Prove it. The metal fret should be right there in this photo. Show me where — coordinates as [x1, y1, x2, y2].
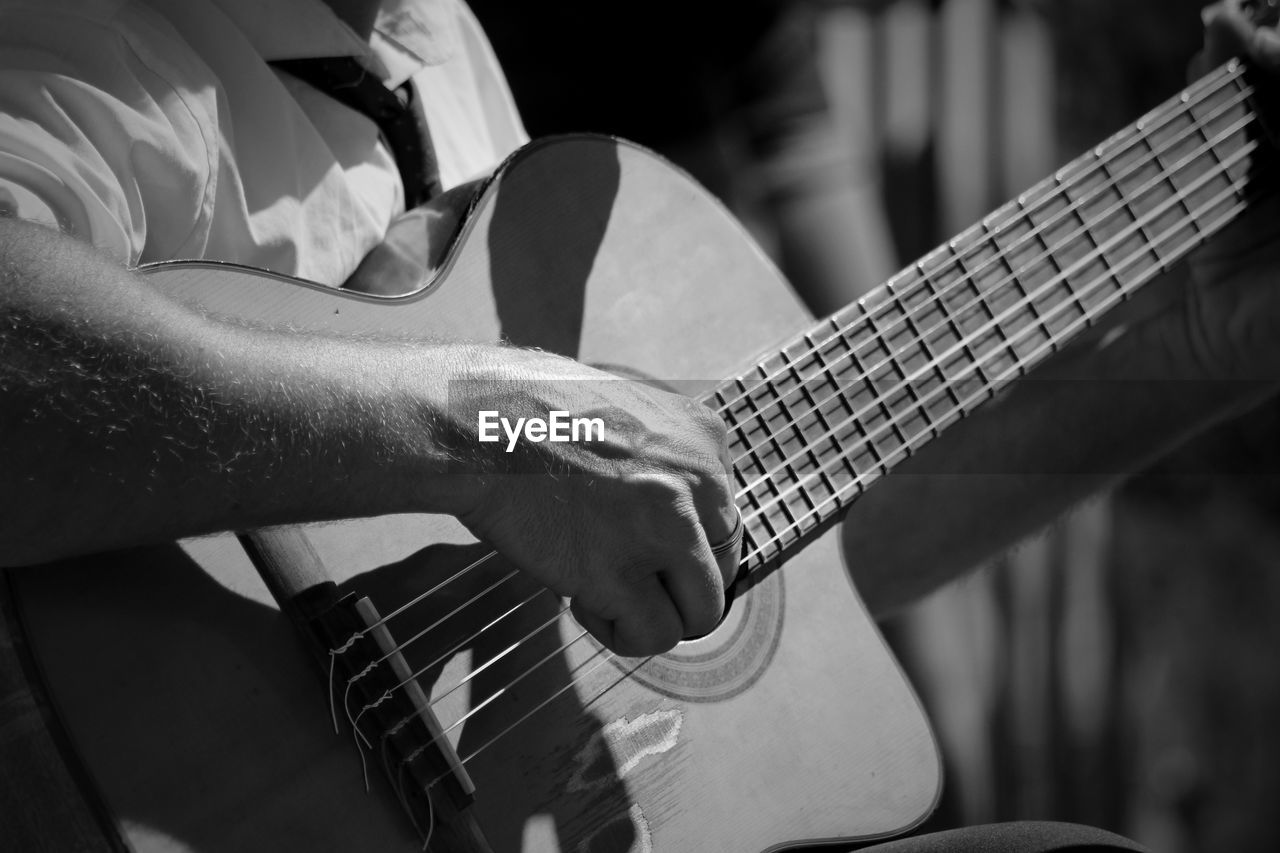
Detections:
[915, 258, 977, 429]
[983, 211, 1062, 356]
[780, 356, 826, 520]
[799, 328, 857, 510]
[1099, 138, 1167, 284]
[931, 239, 1010, 395]
[856, 296, 915, 464]
[742, 365, 806, 555]
[1184, 69, 1253, 211]
[716, 61, 1262, 572]
[1014, 190, 1092, 335]
[728, 374, 785, 565]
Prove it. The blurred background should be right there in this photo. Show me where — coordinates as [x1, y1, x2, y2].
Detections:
[465, 1, 1280, 851]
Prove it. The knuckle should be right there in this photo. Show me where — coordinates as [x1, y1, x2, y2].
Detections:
[615, 553, 657, 587]
[628, 471, 686, 508]
[693, 403, 729, 443]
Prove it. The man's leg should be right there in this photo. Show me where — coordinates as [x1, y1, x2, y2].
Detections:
[848, 822, 1148, 852]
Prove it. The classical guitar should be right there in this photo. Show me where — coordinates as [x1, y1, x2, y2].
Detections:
[2, 56, 1272, 852]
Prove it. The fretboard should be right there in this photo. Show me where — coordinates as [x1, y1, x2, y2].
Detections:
[710, 59, 1267, 576]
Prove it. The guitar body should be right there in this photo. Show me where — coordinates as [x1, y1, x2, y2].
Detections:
[10, 137, 939, 852]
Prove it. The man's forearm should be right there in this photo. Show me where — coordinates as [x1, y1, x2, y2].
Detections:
[843, 279, 1280, 617]
[0, 218, 479, 565]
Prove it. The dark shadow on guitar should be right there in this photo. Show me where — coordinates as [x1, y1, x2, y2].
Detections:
[10, 543, 433, 852]
[487, 137, 622, 357]
[15, 538, 638, 852]
[349, 541, 638, 853]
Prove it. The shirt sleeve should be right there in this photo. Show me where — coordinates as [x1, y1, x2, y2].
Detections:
[0, 1, 215, 266]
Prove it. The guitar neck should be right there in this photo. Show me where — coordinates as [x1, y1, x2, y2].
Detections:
[713, 59, 1268, 577]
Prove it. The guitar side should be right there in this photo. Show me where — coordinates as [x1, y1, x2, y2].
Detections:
[10, 137, 940, 852]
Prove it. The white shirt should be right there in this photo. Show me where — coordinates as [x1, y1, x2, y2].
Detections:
[0, 0, 527, 284]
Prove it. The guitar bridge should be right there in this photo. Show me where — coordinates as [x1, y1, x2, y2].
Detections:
[302, 585, 485, 850]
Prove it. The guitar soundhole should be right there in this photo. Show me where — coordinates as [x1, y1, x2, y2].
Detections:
[600, 567, 784, 702]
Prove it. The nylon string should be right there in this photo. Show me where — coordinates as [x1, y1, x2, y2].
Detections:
[325, 59, 1259, 804]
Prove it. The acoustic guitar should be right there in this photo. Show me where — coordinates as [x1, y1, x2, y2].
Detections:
[1, 55, 1272, 852]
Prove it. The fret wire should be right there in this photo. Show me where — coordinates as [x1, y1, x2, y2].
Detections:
[756, 364, 805, 530]
[727, 110, 1254, 502]
[743, 190, 1252, 567]
[914, 260, 971, 416]
[947, 234, 1013, 385]
[1056, 157, 1126, 322]
[1126, 127, 1176, 271]
[707, 62, 1246, 425]
[400, 148, 1259, 753]
[783, 342, 825, 512]
[1017, 190, 1091, 334]
[890, 281, 942, 441]
[836, 323, 890, 496]
[798, 330, 842, 510]
[411, 143, 1236, 772]
[717, 385, 758, 498]
[740, 175, 1254, 565]
[746, 143, 1256, 535]
[732, 99, 1249, 481]
[737, 122, 1257, 529]
[1207, 71, 1255, 191]
[957, 62, 1241, 292]
[399, 190, 1251, 773]
[733, 371, 787, 561]
[989, 214, 1057, 363]
[725, 377, 766, 484]
[1161, 91, 1209, 241]
[878, 289, 919, 452]
[405, 187, 1258, 779]
[853, 301, 901, 474]
[358, 66, 1259, 786]
[712, 72, 1251, 457]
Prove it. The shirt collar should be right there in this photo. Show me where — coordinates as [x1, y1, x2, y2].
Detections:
[210, 0, 459, 86]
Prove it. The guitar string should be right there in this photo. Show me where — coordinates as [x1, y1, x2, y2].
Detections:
[703, 61, 1244, 424]
[355, 178, 1260, 815]
[345, 137, 1254, 753]
[399, 177, 1257, 795]
[356, 565, 521, 673]
[309, 59, 1259, 837]
[706, 64, 1244, 432]
[720, 85, 1252, 475]
[409, 641, 616, 773]
[328, 548, 501, 661]
[349, 596, 571, 737]
[349, 163, 1256, 792]
[737, 171, 1254, 563]
[727, 125, 1259, 560]
[332, 59, 1259, 804]
[334, 91, 1257, 735]
[328, 64, 1245, 663]
[718, 85, 1251, 478]
[737, 173, 1255, 566]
